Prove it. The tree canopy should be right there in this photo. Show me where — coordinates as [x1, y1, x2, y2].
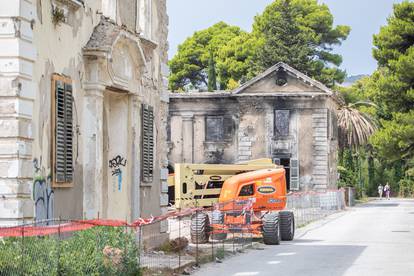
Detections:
[168, 22, 244, 91]
[369, 1, 414, 162]
[168, 0, 350, 91]
[337, 1, 414, 196]
[253, 0, 350, 87]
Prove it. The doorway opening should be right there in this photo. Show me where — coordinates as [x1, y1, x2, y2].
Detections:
[278, 158, 291, 191]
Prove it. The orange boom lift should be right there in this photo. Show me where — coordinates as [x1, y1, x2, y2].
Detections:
[190, 168, 295, 245]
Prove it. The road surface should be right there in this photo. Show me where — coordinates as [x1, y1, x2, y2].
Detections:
[193, 199, 414, 276]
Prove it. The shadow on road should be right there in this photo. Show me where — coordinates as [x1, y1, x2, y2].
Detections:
[194, 242, 366, 276]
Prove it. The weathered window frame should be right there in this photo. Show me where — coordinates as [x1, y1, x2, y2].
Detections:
[51, 74, 74, 188]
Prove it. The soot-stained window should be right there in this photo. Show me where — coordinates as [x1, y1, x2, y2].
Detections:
[205, 116, 234, 142]
[274, 110, 290, 137]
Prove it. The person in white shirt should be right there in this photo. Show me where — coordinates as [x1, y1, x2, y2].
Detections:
[378, 184, 384, 199]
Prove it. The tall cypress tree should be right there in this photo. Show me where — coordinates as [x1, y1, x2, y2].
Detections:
[207, 50, 217, 92]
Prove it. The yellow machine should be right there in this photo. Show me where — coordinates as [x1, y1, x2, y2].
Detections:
[168, 159, 280, 208]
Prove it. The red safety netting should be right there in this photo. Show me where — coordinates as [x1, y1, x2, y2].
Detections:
[0, 207, 201, 238]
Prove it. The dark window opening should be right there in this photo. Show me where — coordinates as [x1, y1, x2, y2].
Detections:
[280, 158, 291, 191]
[239, 184, 254, 197]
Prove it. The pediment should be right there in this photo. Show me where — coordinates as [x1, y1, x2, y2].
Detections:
[232, 62, 333, 96]
[83, 17, 149, 90]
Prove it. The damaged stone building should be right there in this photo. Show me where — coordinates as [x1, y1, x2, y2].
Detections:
[169, 63, 341, 191]
[0, 0, 169, 231]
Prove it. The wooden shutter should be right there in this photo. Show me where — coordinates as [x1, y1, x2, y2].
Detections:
[142, 104, 154, 182]
[274, 110, 290, 136]
[290, 159, 299, 190]
[52, 75, 73, 187]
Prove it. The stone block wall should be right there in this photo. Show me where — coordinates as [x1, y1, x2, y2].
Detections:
[312, 109, 329, 190]
[0, 0, 36, 225]
[237, 130, 253, 162]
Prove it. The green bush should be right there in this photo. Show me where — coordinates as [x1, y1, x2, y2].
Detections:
[0, 226, 140, 275]
[337, 165, 357, 188]
[399, 178, 414, 198]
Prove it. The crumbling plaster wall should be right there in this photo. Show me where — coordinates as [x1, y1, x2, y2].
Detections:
[168, 94, 339, 191]
[32, 0, 101, 219]
[237, 97, 269, 162]
[168, 97, 239, 165]
[30, 0, 169, 223]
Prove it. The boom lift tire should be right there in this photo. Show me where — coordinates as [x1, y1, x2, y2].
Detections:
[211, 210, 227, 241]
[190, 212, 210, 244]
[262, 212, 281, 245]
[279, 211, 295, 241]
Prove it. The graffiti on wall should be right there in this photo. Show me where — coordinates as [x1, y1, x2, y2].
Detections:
[109, 155, 127, 191]
[32, 158, 54, 222]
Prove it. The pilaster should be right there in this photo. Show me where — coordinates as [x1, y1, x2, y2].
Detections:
[312, 109, 329, 190]
[0, 0, 36, 225]
[181, 113, 194, 163]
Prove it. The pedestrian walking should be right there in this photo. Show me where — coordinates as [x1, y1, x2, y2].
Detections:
[384, 183, 391, 200]
[378, 184, 384, 199]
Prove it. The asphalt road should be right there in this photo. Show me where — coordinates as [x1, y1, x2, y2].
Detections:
[192, 198, 414, 276]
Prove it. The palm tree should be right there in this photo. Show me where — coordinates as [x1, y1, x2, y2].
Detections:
[337, 101, 378, 196]
[337, 101, 378, 149]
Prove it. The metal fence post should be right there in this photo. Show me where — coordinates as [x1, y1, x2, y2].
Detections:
[21, 219, 25, 274]
[124, 216, 128, 271]
[195, 200, 199, 267]
[232, 200, 235, 254]
[57, 217, 61, 275]
[95, 212, 100, 270]
[211, 202, 214, 262]
[178, 208, 181, 270]
[138, 226, 142, 269]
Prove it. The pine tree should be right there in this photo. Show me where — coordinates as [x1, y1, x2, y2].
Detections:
[207, 50, 217, 91]
[253, 0, 350, 87]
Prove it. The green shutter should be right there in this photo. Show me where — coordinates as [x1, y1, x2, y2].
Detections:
[142, 104, 154, 182]
[54, 80, 73, 183]
[64, 83, 73, 182]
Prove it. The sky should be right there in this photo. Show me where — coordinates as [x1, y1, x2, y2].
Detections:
[167, 0, 405, 76]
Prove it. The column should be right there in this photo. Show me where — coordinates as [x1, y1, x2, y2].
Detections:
[82, 84, 105, 219]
